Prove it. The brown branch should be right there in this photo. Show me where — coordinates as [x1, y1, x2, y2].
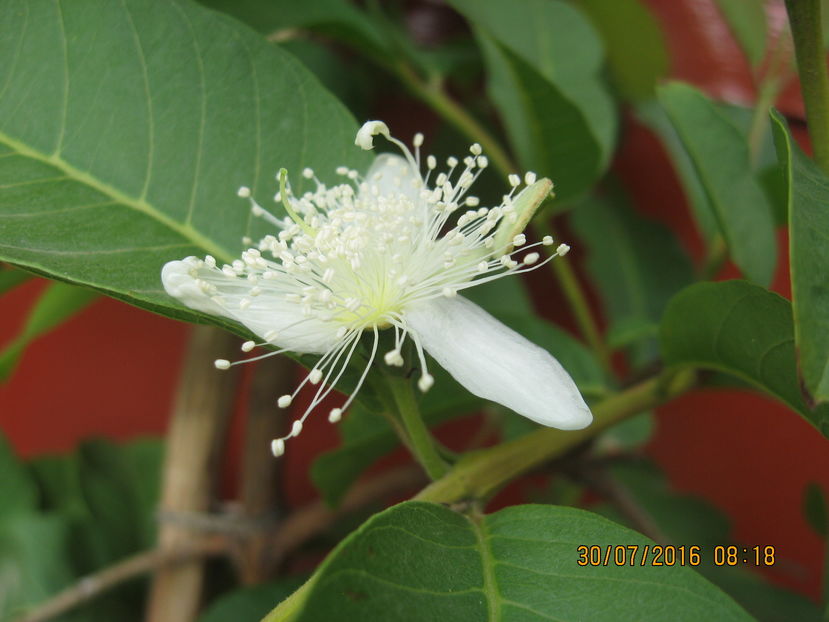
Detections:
[14, 539, 226, 622]
[145, 325, 241, 622]
[237, 355, 295, 584]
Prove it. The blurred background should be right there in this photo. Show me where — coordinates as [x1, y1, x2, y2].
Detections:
[2, 0, 828, 620]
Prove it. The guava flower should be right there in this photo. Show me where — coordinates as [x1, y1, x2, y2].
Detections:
[162, 121, 592, 456]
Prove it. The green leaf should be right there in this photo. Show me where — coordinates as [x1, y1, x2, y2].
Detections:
[200, 579, 306, 622]
[477, 38, 603, 203]
[803, 482, 828, 537]
[571, 189, 695, 368]
[449, 0, 616, 171]
[575, 0, 669, 101]
[593, 460, 823, 622]
[770, 110, 829, 404]
[0, 433, 38, 518]
[714, 0, 768, 67]
[658, 83, 777, 285]
[0, 265, 32, 295]
[0, 514, 74, 618]
[0, 281, 97, 380]
[661, 280, 829, 431]
[0, 0, 369, 325]
[272, 502, 752, 622]
[637, 102, 720, 241]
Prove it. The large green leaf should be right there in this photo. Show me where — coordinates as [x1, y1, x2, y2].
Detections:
[268, 502, 752, 621]
[0, 281, 98, 380]
[0, 0, 368, 325]
[661, 280, 829, 432]
[571, 189, 694, 367]
[770, 110, 829, 404]
[198, 0, 387, 58]
[575, 0, 668, 101]
[449, 0, 616, 169]
[658, 83, 777, 285]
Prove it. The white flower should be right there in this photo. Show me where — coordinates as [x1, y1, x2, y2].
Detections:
[162, 121, 592, 456]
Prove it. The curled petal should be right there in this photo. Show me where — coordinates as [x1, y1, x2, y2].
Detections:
[162, 258, 341, 354]
[355, 120, 390, 150]
[405, 296, 592, 430]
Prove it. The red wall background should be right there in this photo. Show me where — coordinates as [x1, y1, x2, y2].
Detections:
[1, 0, 826, 603]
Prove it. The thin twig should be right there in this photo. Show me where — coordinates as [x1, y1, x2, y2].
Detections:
[14, 539, 226, 622]
[568, 461, 670, 545]
[267, 465, 426, 566]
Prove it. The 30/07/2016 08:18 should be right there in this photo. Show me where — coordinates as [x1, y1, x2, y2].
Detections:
[576, 544, 776, 567]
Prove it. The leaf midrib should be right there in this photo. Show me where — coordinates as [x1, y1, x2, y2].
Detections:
[0, 128, 234, 264]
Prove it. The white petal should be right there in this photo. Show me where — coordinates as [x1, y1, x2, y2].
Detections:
[405, 296, 592, 430]
[363, 154, 424, 209]
[162, 258, 341, 354]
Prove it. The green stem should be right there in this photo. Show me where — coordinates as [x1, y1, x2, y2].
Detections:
[700, 234, 728, 280]
[785, 0, 829, 173]
[387, 374, 449, 480]
[393, 61, 517, 179]
[262, 579, 311, 622]
[748, 78, 782, 167]
[536, 222, 613, 375]
[416, 369, 696, 504]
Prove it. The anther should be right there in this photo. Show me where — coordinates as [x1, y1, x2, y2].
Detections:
[470, 143, 482, 155]
[214, 359, 231, 370]
[524, 172, 537, 185]
[418, 373, 434, 392]
[384, 349, 404, 367]
[290, 420, 303, 436]
[241, 340, 255, 352]
[237, 186, 251, 198]
[557, 243, 571, 256]
[271, 439, 285, 457]
[302, 167, 314, 179]
[328, 408, 343, 423]
[542, 235, 554, 246]
[508, 174, 521, 187]
[523, 252, 540, 265]
[513, 233, 526, 246]
[413, 132, 424, 147]
[309, 369, 323, 384]
[278, 395, 292, 408]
